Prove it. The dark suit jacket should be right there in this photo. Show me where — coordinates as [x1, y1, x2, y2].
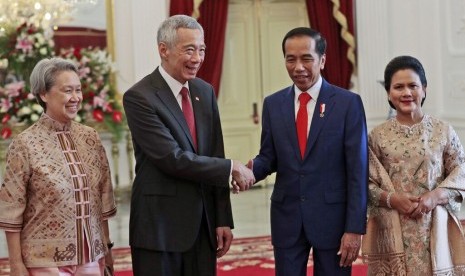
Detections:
[123, 68, 233, 252]
[253, 79, 368, 249]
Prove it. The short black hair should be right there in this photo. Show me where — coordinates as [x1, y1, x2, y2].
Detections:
[281, 27, 326, 57]
[384, 55, 427, 109]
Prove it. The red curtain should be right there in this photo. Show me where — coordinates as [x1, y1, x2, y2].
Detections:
[169, 0, 194, 16]
[305, 0, 355, 89]
[54, 27, 107, 51]
[169, 0, 228, 98]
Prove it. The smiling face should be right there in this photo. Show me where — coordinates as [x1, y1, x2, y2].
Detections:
[40, 70, 82, 123]
[388, 69, 426, 118]
[159, 27, 205, 84]
[284, 35, 325, 92]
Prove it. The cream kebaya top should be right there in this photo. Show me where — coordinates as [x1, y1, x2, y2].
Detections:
[0, 114, 116, 267]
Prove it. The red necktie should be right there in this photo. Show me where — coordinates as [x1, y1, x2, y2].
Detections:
[296, 92, 311, 159]
[180, 87, 197, 150]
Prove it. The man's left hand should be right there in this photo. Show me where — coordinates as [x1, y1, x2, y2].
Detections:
[216, 227, 233, 258]
[337, 232, 361, 267]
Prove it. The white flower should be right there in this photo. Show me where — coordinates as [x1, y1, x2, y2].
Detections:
[74, 115, 82, 122]
[32, 104, 43, 112]
[0, 59, 8, 69]
[81, 56, 90, 64]
[35, 34, 45, 45]
[30, 113, 39, 122]
[18, 106, 31, 116]
[39, 47, 47, 55]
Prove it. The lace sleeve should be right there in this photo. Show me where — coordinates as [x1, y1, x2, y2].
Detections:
[369, 182, 384, 207]
[444, 188, 463, 215]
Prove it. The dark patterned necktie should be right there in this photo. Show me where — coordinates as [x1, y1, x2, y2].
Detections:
[180, 87, 197, 150]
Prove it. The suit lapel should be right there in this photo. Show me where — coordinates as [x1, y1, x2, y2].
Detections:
[280, 86, 302, 161]
[305, 79, 335, 157]
[152, 70, 197, 152]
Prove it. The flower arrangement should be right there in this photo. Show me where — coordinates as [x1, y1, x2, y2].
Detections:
[0, 22, 124, 140]
[0, 22, 55, 84]
[59, 46, 124, 140]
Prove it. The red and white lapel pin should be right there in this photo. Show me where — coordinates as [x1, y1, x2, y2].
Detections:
[320, 103, 325, 118]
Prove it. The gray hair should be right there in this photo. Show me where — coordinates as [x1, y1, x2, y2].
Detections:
[30, 57, 78, 112]
[157, 14, 204, 48]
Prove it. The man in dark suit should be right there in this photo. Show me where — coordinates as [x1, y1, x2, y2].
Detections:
[123, 15, 254, 276]
[249, 27, 368, 275]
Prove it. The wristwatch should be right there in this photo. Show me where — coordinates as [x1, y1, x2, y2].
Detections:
[107, 241, 114, 250]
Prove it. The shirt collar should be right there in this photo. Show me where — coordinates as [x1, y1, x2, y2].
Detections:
[40, 113, 72, 132]
[159, 65, 190, 97]
[294, 75, 323, 101]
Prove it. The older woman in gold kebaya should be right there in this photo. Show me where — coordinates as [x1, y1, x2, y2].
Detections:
[0, 57, 116, 276]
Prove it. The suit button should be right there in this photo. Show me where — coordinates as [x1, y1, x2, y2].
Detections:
[301, 196, 306, 202]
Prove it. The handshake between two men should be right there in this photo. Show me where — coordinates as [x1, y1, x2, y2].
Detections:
[230, 160, 255, 193]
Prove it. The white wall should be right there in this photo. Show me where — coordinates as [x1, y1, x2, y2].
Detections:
[113, 0, 168, 93]
[356, 0, 465, 143]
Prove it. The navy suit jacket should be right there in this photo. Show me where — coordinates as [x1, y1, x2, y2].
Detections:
[123, 68, 233, 252]
[253, 79, 368, 249]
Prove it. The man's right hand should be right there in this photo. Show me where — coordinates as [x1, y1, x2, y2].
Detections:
[231, 160, 255, 192]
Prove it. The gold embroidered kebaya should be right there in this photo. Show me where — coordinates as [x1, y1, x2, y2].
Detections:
[363, 115, 465, 276]
[0, 114, 116, 267]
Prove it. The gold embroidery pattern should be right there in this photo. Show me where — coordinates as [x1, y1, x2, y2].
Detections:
[94, 239, 106, 256]
[433, 265, 465, 276]
[365, 253, 407, 276]
[53, 243, 77, 262]
[366, 115, 465, 275]
[0, 114, 117, 267]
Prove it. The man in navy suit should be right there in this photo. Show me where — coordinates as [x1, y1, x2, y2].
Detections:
[250, 27, 368, 275]
[123, 15, 254, 276]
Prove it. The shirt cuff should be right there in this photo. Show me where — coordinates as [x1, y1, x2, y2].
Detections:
[229, 160, 233, 184]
